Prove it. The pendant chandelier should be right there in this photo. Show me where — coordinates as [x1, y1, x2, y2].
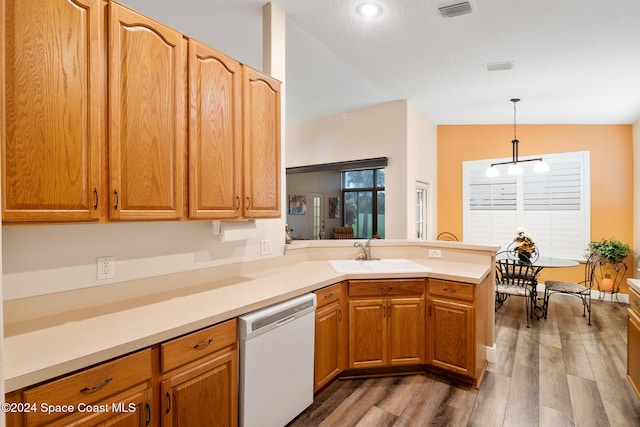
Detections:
[485, 98, 549, 177]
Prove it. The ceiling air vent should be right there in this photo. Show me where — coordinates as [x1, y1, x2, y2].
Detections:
[438, 1, 474, 18]
[483, 61, 515, 72]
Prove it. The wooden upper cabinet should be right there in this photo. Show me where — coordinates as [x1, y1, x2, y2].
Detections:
[242, 66, 281, 218]
[2, 0, 102, 222]
[188, 39, 242, 219]
[109, 2, 186, 220]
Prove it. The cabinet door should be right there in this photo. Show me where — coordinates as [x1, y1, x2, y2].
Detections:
[161, 350, 238, 427]
[388, 297, 425, 366]
[628, 308, 640, 399]
[314, 299, 346, 391]
[242, 66, 280, 218]
[2, 0, 102, 222]
[188, 39, 242, 219]
[348, 299, 387, 369]
[427, 298, 474, 377]
[109, 3, 186, 220]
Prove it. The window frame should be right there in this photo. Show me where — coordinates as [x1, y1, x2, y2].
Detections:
[341, 168, 385, 238]
[463, 151, 590, 259]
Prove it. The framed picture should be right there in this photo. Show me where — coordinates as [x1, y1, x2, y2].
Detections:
[288, 195, 306, 215]
[328, 197, 340, 218]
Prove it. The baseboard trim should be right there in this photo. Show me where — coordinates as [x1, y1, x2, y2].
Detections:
[485, 344, 496, 364]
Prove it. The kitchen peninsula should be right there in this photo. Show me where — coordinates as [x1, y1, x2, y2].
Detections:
[4, 240, 497, 425]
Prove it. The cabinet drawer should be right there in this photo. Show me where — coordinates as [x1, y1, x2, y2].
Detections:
[161, 319, 236, 372]
[630, 287, 640, 316]
[23, 348, 151, 425]
[348, 279, 425, 298]
[428, 279, 474, 302]
[315, 282, 344, 308]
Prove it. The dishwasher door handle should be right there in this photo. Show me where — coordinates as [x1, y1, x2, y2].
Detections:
[275, 314, 297, 327]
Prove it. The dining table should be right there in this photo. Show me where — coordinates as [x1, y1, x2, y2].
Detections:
[496, 253, 580, 318]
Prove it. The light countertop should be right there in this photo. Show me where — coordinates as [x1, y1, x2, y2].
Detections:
[4, 245, 494, 392]
[628, 278, 640, 295]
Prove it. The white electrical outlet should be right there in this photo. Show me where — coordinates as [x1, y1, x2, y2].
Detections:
[428, 249, 442, 258]
[260, 240, 272, 255]
[97, 256, 115, 280]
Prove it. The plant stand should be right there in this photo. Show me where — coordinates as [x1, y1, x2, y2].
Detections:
[594, 258, 627, 304]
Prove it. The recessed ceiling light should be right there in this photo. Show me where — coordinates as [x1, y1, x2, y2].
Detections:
[357, 3, 383, 18]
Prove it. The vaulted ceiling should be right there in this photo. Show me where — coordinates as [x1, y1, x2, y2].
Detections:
[120, 0, 640, 125]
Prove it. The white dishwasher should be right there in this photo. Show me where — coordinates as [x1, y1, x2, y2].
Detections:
[238, 293, 317, 427]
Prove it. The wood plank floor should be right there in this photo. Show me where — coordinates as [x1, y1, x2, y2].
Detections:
[288, 294, 640, 426]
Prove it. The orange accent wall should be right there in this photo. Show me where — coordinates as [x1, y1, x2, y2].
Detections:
[437, 125, 634, 290]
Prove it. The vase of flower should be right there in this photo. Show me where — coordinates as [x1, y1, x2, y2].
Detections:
[518, 251, 531, 263]
[513, 227, 537, 262]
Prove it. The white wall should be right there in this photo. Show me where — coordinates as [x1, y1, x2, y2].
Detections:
[287, 101, 408, 238]
[287, 100, 437, 240]
[407, 103, 438, 239]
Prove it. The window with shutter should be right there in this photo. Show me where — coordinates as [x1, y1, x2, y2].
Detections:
[463, 151, 590, 259]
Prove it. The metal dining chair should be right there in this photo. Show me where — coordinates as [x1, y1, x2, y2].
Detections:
[437, 232, 459, 241]
[495, 256, 542, 327]
[543, 251, 598, 325]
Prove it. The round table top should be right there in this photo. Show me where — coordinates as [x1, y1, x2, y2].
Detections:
[496, 253, 580, 268]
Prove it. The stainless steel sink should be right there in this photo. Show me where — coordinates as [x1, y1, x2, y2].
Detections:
[328, 258, 430, 273]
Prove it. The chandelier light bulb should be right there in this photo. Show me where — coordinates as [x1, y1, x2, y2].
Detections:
[533, 160, 550, 173]
[485, 166, 500, 177]
[508, 163, 523, 176]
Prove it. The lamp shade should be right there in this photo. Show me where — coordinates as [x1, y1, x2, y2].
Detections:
[508, 163, 523, 176]
[485, 166, 500, 177]
[533, 160, 550, 173]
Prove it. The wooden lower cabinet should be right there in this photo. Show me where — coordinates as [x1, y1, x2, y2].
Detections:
[314, 283, 347, 391]
[5, 349, 153, 427]
[159, 319, 238, 427]
[347, 279, 425, 369]
[4, 321, 238, 427]
[628, 287, 640, 399]
[160, 350, 237, 427]
[427, 279, 475, 378]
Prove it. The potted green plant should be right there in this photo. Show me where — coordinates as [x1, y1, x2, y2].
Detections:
[587, 237, 633, 263]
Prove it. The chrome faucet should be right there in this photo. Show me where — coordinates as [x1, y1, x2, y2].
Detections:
[354, 239, 376, 261]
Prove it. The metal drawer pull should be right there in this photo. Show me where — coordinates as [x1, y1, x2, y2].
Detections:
[444, 288, 457, 293]
[236, 196, 240, 210]
[324, 293, 333, 299]
[80, 377, 112, 393]
[380, 287, 392, 291]
[114, 190, 119, 210]
[193, 339, 213, 350]
[165, 392, 171, 414]
[93, 188, 98, 210]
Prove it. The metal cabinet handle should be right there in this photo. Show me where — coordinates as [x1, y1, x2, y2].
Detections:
[165, 392, 171, 414]
[93, 188, 98, 210]
[80, 377, 112, 393]
[444, 288, 456, 294]
[145, 402, 151, 426]
[246, 196, 251, 210]
[193, 339, 213, 350]
[114, 190, 119, 210]
[236, 196, 240, 210]
[380, 287, 392, 291]
[324, 293, 333, 299]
